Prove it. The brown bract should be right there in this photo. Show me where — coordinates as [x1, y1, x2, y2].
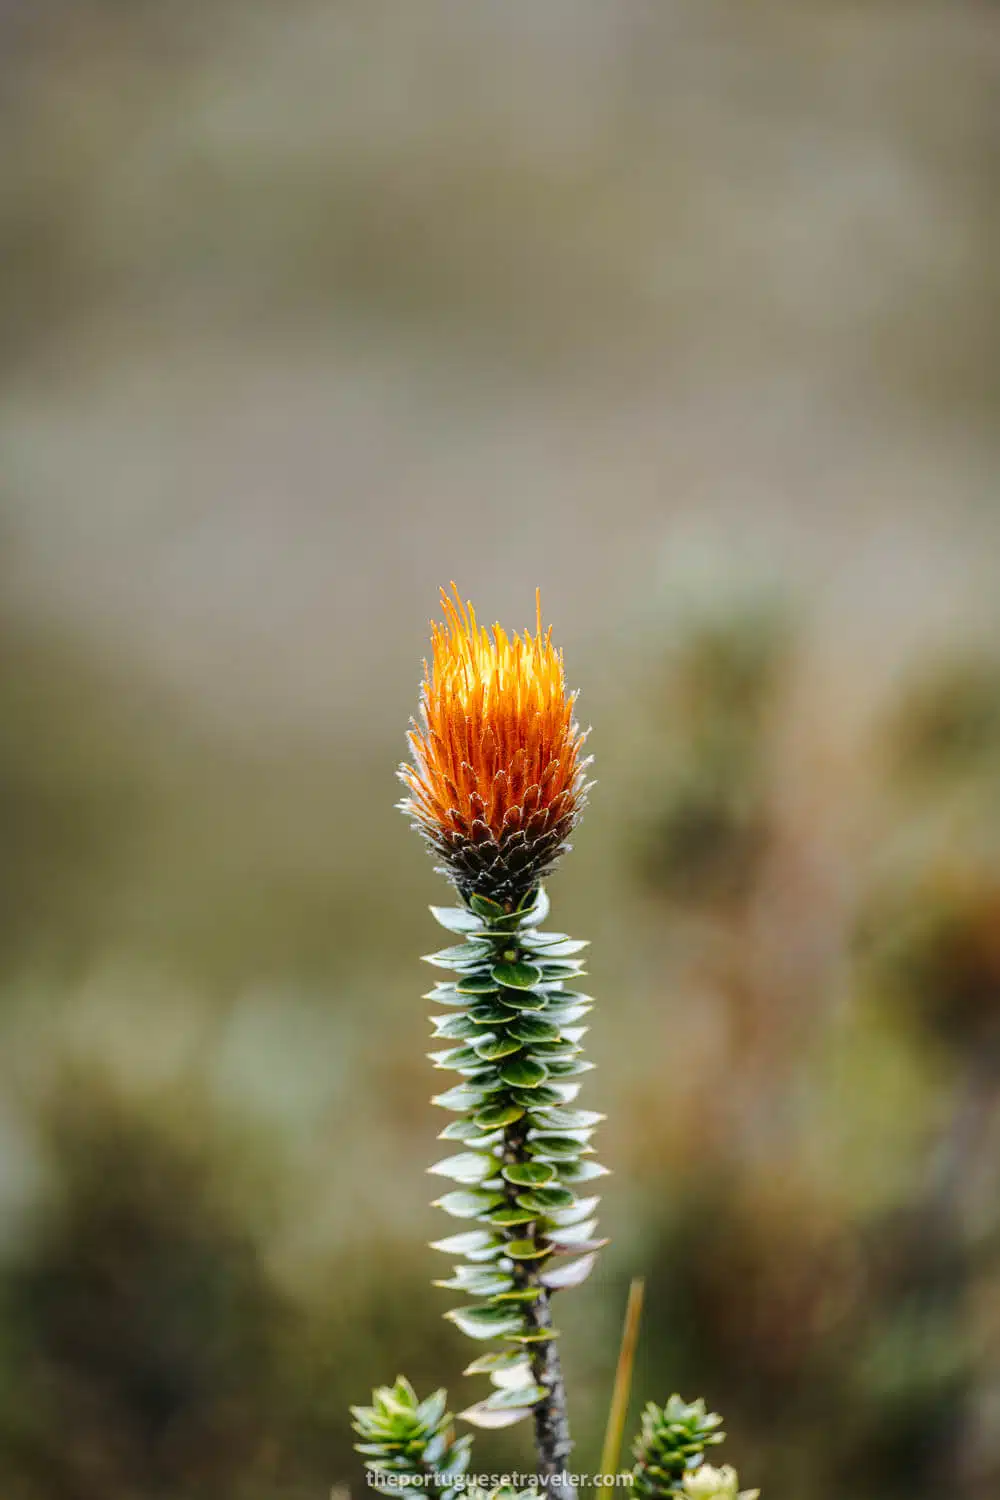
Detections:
[398, 585, 591, 905]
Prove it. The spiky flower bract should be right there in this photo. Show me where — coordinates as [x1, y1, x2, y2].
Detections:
[398, 585, 591, 906]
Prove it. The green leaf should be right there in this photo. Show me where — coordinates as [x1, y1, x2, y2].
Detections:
[467, 1001, 523, 1024]
[539, 1252, 598, 1290]
[434, 1189, 506, 1218]
[424, 984, 474, 1006]
[556, 1158, 609, 1183]
[485, 1382, 549, 1408]
[489, 912, 531, 936]
[428, 1045, 484, 1069]
[417, 1386, 450, 1429]
[464, 1348, 528, 1374]
[507, 1015, 562, 1043]
[544, 1082, 582, 1105]
[499, 1056, 549, 1088]
[430, 905, 486, 935]
[515, 1186, 577, 1212]
[522, 936, 590, 957]
[543, 1058, 595, 1077]
[469, 893, 506, 920]
[434, 1268, 514, 1296]
[424, 942, 495, 969]
[492, 961, 543, 989]
[536, 960, 586, 980]
[458, 1399, 533, 1429]
[502, 1161, 556, 1187]
[386, 1373, 417, 1406]
[491, 989, 548, 1012]
[532, 1107, 605, 1130]
[474, 1101, 525, 1129]
[430, 1230, 503, 1257]
[543, 1003, 592, 1027]
[548, 1191, 599, 1218]
[431, 1085, 489, 1112]
[487, 1356, 534, 1389]
[488, 1205, 540, 1227]
[436, 1436, 475, 1476]
[525, 1135, 592, 1159]
[444, 1303, 525, 1339]
[455, 975, 501, 996]
[503, 1238, 553, 1261]
[428, 1153, 495, 1184]
[502, 1327, 560, 1345]
[473, 1035, 522, 1062]
[442, 1241, 510, 1264]
[526, 1040, 578, 1058]
[432, 1014, 491, 1041]
[519, 886, 550, 926]
[525, 1060, 582, 1081]
[544, 1220, 601, 1247]
[509, 1084, 565, 1108]
[529, 1133, 593, 1154]
[492, 1286, 542, 1303]
[459, 1068, 507, 1092]
[439, 1119, 502, 1143]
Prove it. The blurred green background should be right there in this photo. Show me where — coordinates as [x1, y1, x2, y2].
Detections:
[1, 3, 999, 1497]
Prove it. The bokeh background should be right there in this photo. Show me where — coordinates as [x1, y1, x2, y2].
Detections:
[2, 3, 1000, 1498]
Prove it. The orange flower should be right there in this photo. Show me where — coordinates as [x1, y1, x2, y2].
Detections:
[399, 584, 591, 904]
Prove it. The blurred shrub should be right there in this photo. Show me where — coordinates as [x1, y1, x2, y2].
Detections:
[0, 1062, 493, 1500]
[862, 864, 1000, 1056]
[886, 656, 1000, 787]
[622, 605, 1000, 1500]
[640, 1174, 863, 1500]
[634, 601, 790, 905]
[0, 1072, 292, 1500]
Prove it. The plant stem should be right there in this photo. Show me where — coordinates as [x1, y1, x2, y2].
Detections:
[502, 1115, 576, 1498]
[525, 1287, 576, 1496]
[599, 1278, 645, 1480]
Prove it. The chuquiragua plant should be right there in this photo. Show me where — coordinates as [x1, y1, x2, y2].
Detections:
[352, 586, 759, 1500]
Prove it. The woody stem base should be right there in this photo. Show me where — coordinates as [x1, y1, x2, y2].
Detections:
[502, 1116, 576, 1496]
[526, 1289, 575, 1497]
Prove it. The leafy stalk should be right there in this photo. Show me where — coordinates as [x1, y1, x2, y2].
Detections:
[425, 884, 607, 1488]
[353, 588, 760, 1500]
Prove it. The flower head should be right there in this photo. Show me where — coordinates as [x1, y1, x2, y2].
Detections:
[399, 584, 591, 906]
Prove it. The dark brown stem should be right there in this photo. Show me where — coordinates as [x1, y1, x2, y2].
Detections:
[525, 1287, 575, 1494]
[501, 1118, 576, 1499]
